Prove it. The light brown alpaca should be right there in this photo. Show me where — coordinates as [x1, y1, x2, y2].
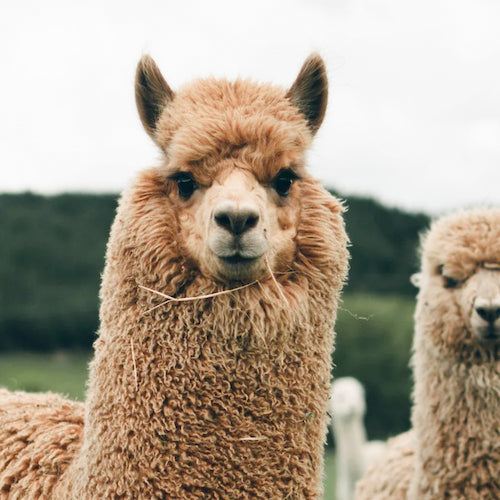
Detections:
[355, 208, 500, 499]
[0, 54, 349, 499]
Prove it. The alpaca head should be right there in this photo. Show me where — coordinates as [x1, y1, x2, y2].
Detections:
[330, 377, 366, 420]
[130, 54, 332, 285]
[415, 208, 500, 361]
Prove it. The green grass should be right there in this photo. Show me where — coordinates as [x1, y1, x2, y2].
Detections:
[0, 351, 91, 401]
[0, 351, 337, 496]
[323, 449, 336, 499]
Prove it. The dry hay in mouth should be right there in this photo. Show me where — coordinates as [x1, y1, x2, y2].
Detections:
[139, 260, 291, 314]
[138, 281, 259, 314]
[264, 255, 289, 306]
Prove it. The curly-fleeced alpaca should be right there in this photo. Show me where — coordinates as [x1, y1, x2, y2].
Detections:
[0, 54, 349, 499]
[355, 207, 500, 500]
[330, 377, 386, 500]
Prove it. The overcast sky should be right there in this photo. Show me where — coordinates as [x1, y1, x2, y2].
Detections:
[1, 0, 499, 214]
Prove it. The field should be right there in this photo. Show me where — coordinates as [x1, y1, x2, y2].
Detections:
[0, 351, 338, 497]
[0, 351, 90, 400]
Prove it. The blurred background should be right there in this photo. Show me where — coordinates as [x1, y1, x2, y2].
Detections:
[1, 0, 499, 497]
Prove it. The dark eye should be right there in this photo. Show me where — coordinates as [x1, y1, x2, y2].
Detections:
[170, 172, 197, 200]
[272, 168, 298, 197]
[437, 265, 460, 289]
[443, 276, 460, 289]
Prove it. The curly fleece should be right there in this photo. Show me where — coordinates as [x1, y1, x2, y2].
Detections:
[0, 71, 349, 499]
[0, 390, 83, 499]
[355, 208, 500, 500]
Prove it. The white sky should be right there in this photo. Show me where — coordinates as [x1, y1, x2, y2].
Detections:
[1, 0, 499, 214]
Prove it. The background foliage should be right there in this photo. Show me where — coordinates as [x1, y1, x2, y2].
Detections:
[0, 193, 116, 350]
[0, 191, 430, 439]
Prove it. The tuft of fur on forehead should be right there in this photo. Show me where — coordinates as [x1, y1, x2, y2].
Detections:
[155, 78, 311, 178]
[421, 207, 500, 281]
[135, 53, 328, 180]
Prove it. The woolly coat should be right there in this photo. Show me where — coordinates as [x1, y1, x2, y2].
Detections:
[0, 390, 83, 499]
[355, 208, 500, 500]
[1, 70, 349, 499]
[353, 431, 414, 500]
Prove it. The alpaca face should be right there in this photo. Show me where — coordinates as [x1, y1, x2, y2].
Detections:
[331, 377, 366, 419]
[133, 55, 329, 283]
[458, 265, 500, 342]
[174, 162, 300, 282]
[417, 209, 500, 357]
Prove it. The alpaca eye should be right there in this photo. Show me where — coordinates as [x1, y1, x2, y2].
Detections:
[443, 276, 460, 289]
[170, 172, 197, 200]
[272, 169, 298, 197]
[437, 265, 460, 289]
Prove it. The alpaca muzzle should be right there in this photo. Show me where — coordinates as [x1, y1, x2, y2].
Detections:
[472, 297, 500, 340]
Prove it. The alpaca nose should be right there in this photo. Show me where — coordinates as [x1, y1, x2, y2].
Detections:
[475, 300, 500, 325]
[213, 202, 260, 235]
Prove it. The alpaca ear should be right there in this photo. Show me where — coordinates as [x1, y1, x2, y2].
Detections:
[135, 55, 175, 140]
[287, 53, 328, 134]
[411, 273, 422, 288]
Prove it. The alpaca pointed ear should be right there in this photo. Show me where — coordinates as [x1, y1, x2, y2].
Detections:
[135, 55, 175, 140]
[287, 54, 328, 134]
[411, 273, 422, 288]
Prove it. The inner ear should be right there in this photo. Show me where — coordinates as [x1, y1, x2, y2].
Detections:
[286, 54, 328, 134]
[135, 55, 175, 141]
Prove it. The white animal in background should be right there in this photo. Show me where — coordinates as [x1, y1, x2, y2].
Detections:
[330, 377, 386, 500]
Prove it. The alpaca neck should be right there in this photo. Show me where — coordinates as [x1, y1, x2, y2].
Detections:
[334, 414, 367, 500]
[411, 344, 500, 499]
[60, 281, 337, 499]
[334, 414, 367, 471]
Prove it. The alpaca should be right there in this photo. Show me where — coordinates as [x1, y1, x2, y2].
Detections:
[0, 54, 349, 499]
[329, 377, 386, 500]
[0, 390, 84, 499]
[355, 207, 500, 500]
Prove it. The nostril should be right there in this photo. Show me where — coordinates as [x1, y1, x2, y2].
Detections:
[476, 307, 490, 322]
[476, 306, 499, 323]
[245, 214, 259, 231]
[214, 213, 232, 232]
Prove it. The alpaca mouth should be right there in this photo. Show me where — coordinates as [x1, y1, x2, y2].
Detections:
[215, 251, 265, 281]
[481, 331, 500, 341]
[220, 254, 259, 265]
[209, 231, 269, 269]
[476, 325, 500, 342]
